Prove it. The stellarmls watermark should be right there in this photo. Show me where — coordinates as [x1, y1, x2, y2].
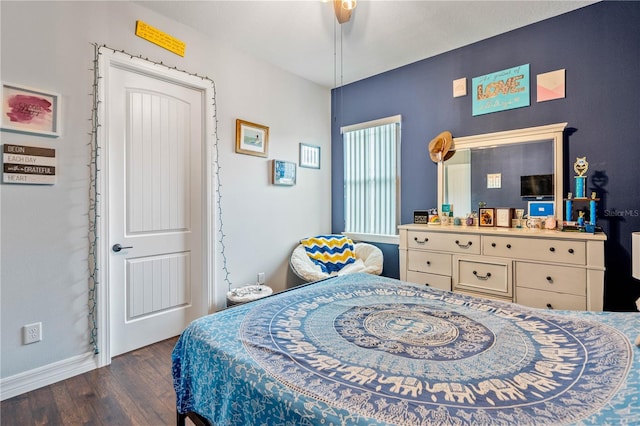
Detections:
[603, 209, 640, 217]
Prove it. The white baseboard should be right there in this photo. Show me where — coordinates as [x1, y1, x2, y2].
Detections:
[0, 351, 101, 401]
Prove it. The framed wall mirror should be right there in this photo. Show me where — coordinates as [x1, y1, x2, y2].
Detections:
[437, 123, 567, 222]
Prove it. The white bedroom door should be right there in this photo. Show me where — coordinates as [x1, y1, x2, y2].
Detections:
[108, 61, 206, 356]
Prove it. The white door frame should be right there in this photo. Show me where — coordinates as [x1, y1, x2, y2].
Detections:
[96, 51, 215, 367]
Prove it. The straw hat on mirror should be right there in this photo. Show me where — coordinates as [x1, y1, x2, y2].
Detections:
[428, 131, 455, 162]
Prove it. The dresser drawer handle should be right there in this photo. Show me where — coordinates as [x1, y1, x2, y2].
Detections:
[455, 240, 473, 249]
[426, 261, 431, 266]
[506, 244, 511, 249]
[546, 276, 553, 283]
[568, 248, 574, 254]
[472, 270, 491, 280]
[424, 282, 430, 287]
[549, 247, 556, 252]
[491, 243, 496, 247]
[546, 303, 554, 310]
[414, 237, 428, 244]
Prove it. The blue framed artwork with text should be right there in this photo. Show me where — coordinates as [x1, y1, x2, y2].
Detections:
[472, 64, 530, 116]
[272, 159, 296, 186]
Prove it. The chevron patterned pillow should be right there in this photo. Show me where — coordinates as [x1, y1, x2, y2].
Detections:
[300, 235, 357, 274]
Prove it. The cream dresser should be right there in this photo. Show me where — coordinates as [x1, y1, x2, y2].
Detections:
[398, 224, 607, 311]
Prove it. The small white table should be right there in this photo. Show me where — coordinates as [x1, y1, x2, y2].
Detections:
[226, 285, 273, 306]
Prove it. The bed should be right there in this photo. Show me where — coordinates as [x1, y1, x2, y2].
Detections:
[172, 273, 639, 425]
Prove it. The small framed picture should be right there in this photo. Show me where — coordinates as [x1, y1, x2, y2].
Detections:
[495, 207, 514, 228]
[413, 210, 430, 224]
[299, 143, 320, 169]
[1, 82, 61, 137]
[479, 208, 495, 227]
[235, 119, 269, 157]
[272, 159, 296, 186]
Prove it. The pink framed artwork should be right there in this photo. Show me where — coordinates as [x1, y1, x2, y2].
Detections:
[1, 83, 61, 137]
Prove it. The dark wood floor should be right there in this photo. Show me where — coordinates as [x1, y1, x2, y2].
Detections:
[0, 336, 191, 426]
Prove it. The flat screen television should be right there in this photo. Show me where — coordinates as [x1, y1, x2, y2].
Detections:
[520, 174, 553, 197]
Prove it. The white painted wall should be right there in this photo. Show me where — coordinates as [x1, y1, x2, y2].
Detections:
[0, 1, 330, 391]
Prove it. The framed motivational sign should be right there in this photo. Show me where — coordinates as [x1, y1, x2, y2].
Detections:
[3, 144, 56, 184]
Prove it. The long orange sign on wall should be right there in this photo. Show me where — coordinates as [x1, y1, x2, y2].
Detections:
[135, 20, 186, 57]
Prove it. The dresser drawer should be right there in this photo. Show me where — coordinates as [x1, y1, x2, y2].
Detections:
[483, 236, 586, 265]
[407, 251, 451, 275]
[454, 256, 512, 298]
[406, 271, 452, 291]
[516, 287, 586, 311]
[407, 231, 480, 255]
[515, 262, 586, 296]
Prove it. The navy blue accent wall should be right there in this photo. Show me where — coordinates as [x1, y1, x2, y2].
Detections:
[331, 2, 640, 311]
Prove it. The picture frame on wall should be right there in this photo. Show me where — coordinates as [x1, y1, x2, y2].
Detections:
[495, 207, 514, 228]
[235, 119, 269, 157]
[272, 159, 296, 186]
[479, 207, 495, 227]
[299, 143, 320, 169]
[1, 82, 61, 137]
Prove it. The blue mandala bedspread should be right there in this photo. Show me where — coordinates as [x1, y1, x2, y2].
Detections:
[172, 274, 640, 426]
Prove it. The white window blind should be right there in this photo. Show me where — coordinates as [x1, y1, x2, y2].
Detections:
[343, 116, 401, 238]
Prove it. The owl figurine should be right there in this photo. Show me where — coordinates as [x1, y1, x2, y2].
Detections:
[574, 157, 589, 176]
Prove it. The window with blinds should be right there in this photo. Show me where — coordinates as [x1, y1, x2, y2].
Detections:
[342, 115, 401, 239]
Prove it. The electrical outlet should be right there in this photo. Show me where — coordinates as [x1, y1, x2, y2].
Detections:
[257, 272, 265, 284]
[23, 322, 42, 345]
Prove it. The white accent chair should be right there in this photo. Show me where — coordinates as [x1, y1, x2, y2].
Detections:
[290, 242, 384, 282]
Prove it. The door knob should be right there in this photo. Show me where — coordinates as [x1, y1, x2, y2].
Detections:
[112, 243, 133, 253]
